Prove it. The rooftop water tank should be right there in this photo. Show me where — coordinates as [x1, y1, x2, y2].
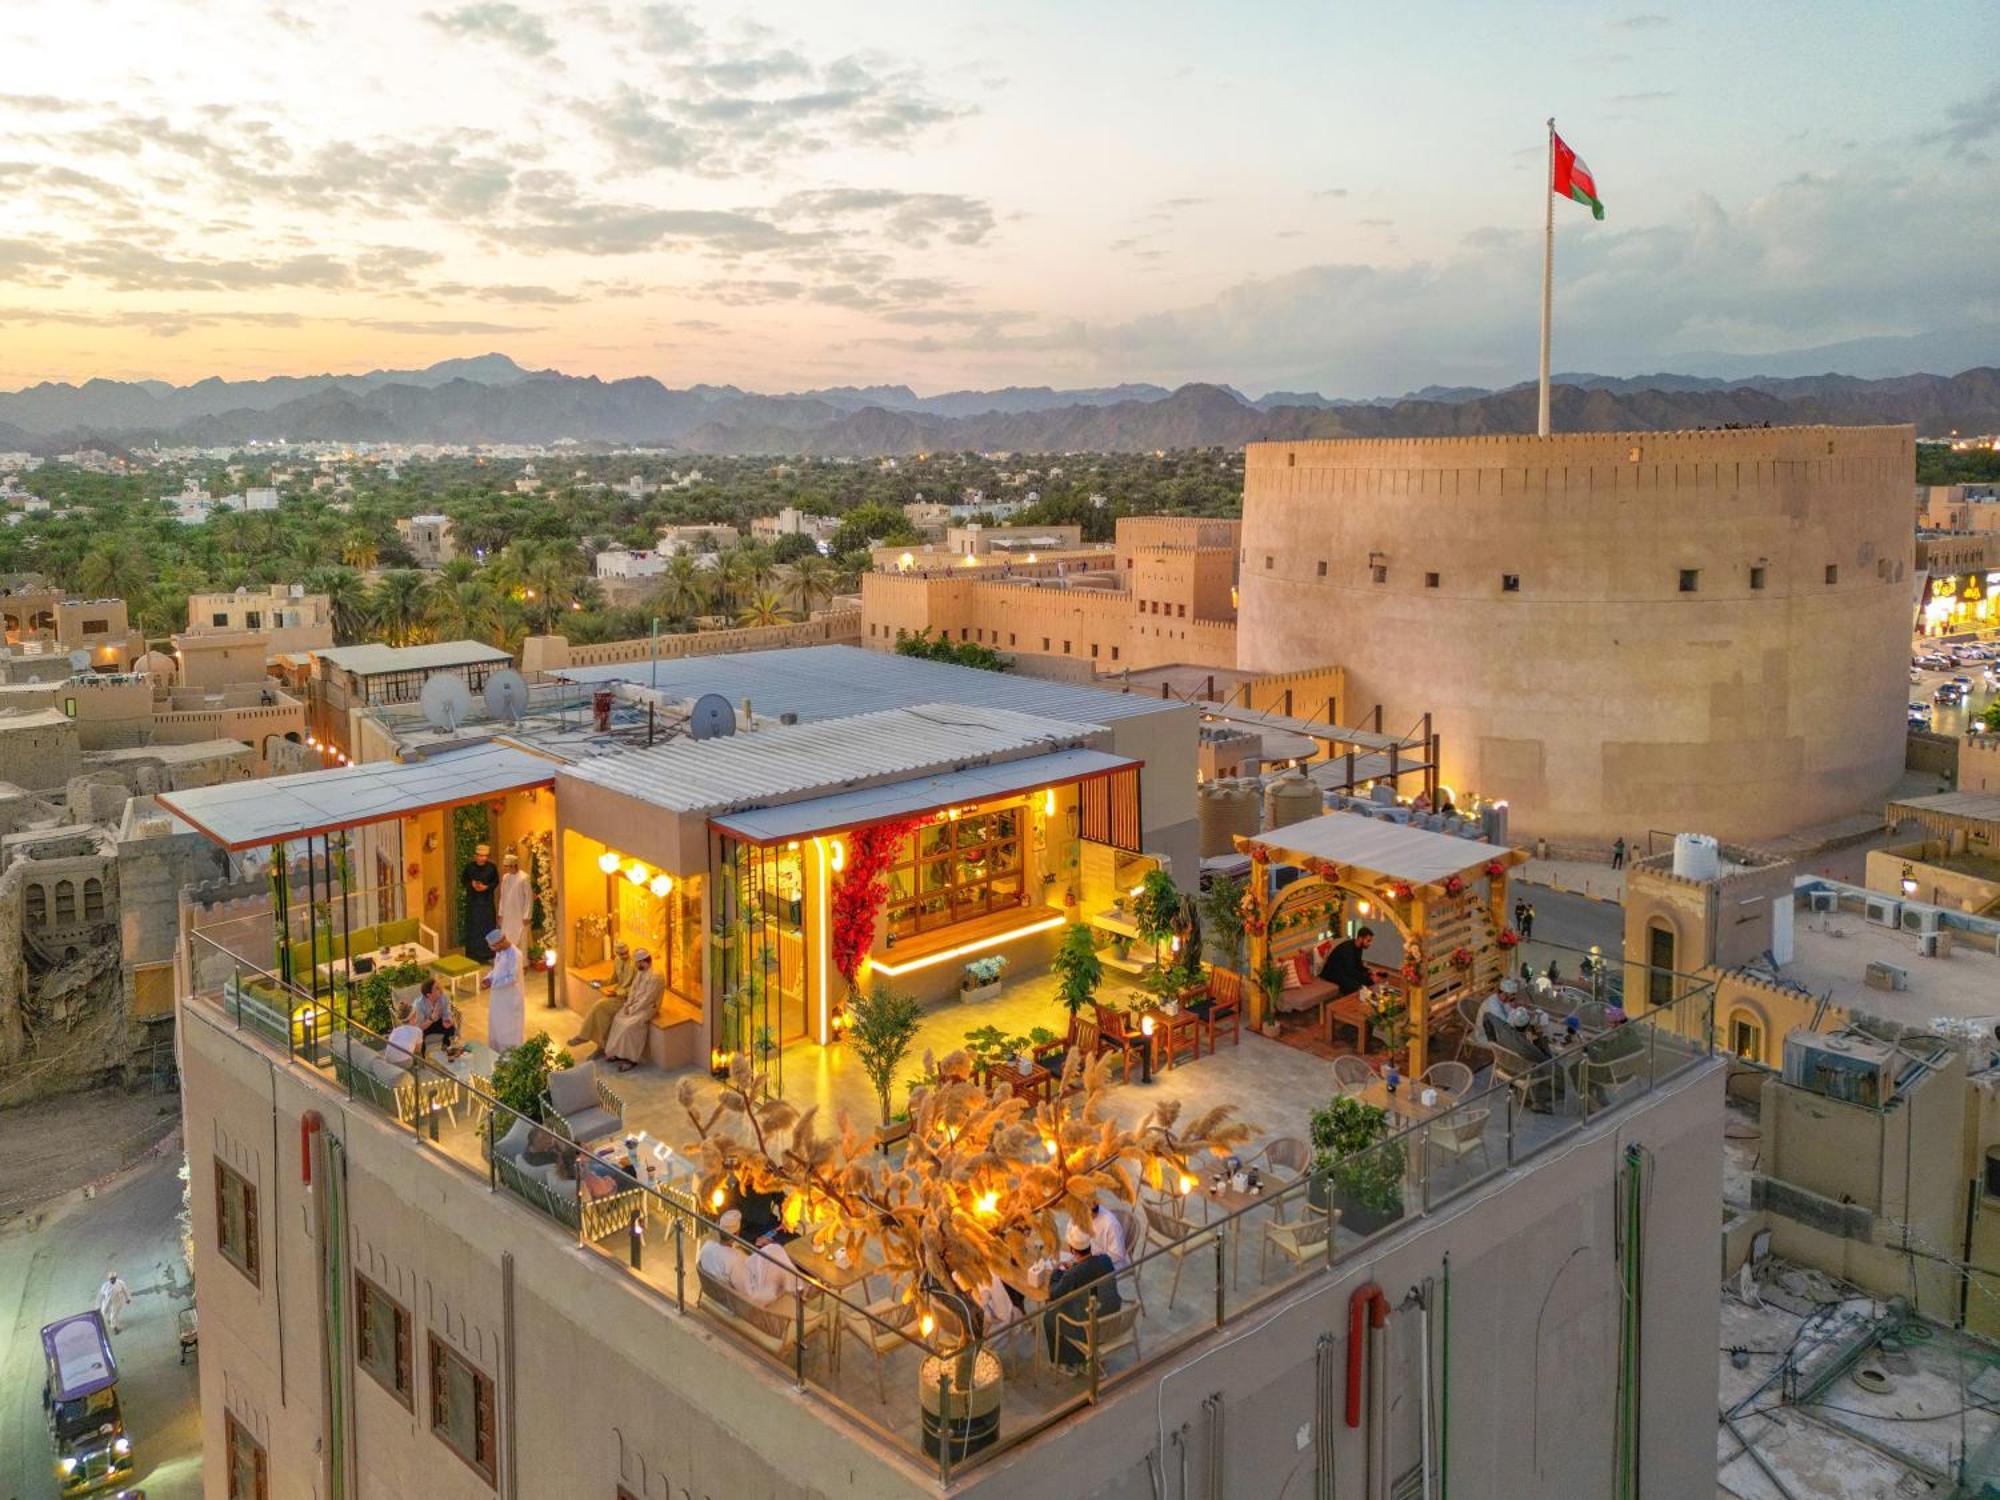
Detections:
[1673, 832, 1721, 882]
[1199, 780, 1262, 857]
[1265, 769, 1324, 832]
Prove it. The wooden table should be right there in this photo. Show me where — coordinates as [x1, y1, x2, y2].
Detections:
[785, 1242, 880, 1372]
[1138, 1008, 1201, 1071]
[1196, 1178, 1273, 1285]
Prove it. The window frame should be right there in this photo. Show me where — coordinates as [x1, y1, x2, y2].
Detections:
[1678, 568, 1700, 593]
[356, 1274, 413, 1409]
[428, 1334, 498, 1484]
[225, 1411, 269, 1500]
[215, 1159, 260, 1286]
[883, 803, 1027, 939]
[1501, 573, 1521, 593]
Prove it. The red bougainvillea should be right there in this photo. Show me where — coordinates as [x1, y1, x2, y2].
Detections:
[830, 817, 919, 987]
[1441, 874, 1465, 897]
[1450, 946, 1474, 970]
[1484, 860, 1508, 881]
[1389, 881, 1415, 904]
[1497, 927, 1521, 949]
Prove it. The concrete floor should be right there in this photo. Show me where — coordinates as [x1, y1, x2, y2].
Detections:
[0, 1152, 202, 1500]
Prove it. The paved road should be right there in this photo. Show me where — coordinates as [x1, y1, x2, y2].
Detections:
[0, 1155, 201, 1500]
[1513, 880, 1625, 969]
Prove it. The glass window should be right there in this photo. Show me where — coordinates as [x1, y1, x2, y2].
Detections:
[226, 1412, 268, 1500]
[357, 1276, 412, 1406]
[429, 1335, 496, 1482]
[215, 1160, 259, 1285]
[884, 804, 1028, 938]
[1729, 1017, 1763, 1062]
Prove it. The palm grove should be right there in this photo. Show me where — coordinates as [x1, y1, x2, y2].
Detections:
[0, 449, 1247, 650]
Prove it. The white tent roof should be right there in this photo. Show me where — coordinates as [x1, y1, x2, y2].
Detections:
[1242, 810, 1517, 887]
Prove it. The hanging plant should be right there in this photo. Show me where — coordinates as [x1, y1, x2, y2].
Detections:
[1389, 881, 1414, 904]
[1497, 927, 1521, 949]
[1450, 946, 1474, 970]
[1400, 959, 1424, 985]
[830, 817, 919, 988]
[1484, 860, 1508, 881]
[1441, 874, 1465, 898]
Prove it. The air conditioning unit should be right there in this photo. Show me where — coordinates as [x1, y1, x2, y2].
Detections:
[1911, 906, 1942, 936]
[1783, 1029, 1899, 1108]
[1808, 890, 1837, 914]
[1864, 960, 1909, 992]
[1863, 896, 1902, 928]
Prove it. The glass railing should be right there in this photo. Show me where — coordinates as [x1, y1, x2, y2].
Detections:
[182, 924, 1714, 1481]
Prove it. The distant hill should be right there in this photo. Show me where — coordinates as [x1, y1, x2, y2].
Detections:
[2, 355, 1997, 455]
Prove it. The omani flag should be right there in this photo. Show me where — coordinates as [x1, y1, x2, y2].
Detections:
[1552, 131, 1605, 220]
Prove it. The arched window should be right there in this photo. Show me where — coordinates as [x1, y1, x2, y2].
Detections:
[1728, 1012, 1765, 1063]
[24, 884, 45, 926]
[53, 880, 75, 922]
[83, 877, 105, 921]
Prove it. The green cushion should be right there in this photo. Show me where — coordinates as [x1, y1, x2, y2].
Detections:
[379, 918, 420, 948]
[432, 954, 482, 978]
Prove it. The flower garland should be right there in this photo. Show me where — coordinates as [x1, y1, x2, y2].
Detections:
[1450, 946, 1474, 970]
[1388, 881, 1415, 905]
[830, 818, 919, 988]
[1484, 859, 1508, 881]
[1441, 874, 1465, 898]
[1497, 927, 1521, 949]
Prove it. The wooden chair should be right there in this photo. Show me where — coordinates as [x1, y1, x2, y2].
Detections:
[1261, 1204, 1338, 1279]
[1420, 1061, 1475, 1100]
[1332, 1055, 1374, 1093]
[1070, 1017, 1120, 1083]
[1201, 968, 1243, 1052]
[1141, 1201, 1216, 1310]
[1093, 1005, 1147, 1080]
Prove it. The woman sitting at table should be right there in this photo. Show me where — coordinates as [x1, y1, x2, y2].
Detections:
[1043, 1221, 1121, 1371]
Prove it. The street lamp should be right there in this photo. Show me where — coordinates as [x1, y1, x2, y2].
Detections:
[543, 946, 559, 1008]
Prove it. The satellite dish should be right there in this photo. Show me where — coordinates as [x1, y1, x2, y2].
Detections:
[67, 649, 91, 674]
[419, 674, 473, 732]
[483, 669, 529, 724]
[688, 693, 737, 740]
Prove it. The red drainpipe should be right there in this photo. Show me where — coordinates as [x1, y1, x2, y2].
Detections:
[1345, 1283, 1389, 1427]
[301, 1110, 323, 1189]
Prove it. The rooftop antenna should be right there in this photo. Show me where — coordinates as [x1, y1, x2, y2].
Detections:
[418, 673, 473, 733]
[482, 668, 529, 725]
[687, 692, 736, 740]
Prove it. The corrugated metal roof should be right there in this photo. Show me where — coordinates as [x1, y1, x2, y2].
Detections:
[551, 644, 1181, 727]
[159, 742, 557, 850]
[711, 746, 1133, 842]
[314, 639, 513, 675]
[559, 702, 1104, 815]
[1243, 810, 1517, 886]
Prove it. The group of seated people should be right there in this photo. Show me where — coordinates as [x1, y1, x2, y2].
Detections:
[697, 1206, 804, 1306]
[568, 940, 666, 1072]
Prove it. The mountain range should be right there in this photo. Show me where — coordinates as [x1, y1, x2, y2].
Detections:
[0, 354, 1995, 456]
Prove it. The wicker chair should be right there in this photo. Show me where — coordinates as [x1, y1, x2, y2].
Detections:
[1420, 1061, 1475, 1100]
[1255, 1134, 1312, 1221]
[1042, 1291, 1141, 1376]
[1453, 993, 1495, 1065]
[1261, 1204, 1338, 1278]
[1424, 1107, 1492, 1180]
[543, 1064, 624, 1146]
[1332, 1055, 1374, 1093]
[837, 1294, 916, 1403]
[1141, 1201, 1217, 1310]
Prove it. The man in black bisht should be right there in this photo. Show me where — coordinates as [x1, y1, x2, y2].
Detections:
[1319, 925, 1375, 1000]
[462, 841, 499, 961]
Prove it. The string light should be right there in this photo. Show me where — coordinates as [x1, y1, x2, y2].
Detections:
[649, 873, 673, 897]
[597, 851, 621, 875]
[624, 861, 647, 886]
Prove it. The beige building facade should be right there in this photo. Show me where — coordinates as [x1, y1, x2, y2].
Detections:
[187, 585, 334, 655]
[1236, 426, 1915, 842]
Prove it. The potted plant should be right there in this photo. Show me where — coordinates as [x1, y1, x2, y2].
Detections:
[1199, 873, 1248, 975]
[1369, 994, 1409, 1054]
[1257, 959, 1289, 1035]
[489, 1034, 573, 1124]
[960, 954, 1008, 1002]
[846, 982, 924, 1127]
[1308, 1094, 1406, 1236]
[1133, 869, 1182, 973]
[1051, 922, 1103, 1021]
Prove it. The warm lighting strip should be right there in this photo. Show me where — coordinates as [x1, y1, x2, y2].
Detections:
[813, 836, 832, 1041]
[864, 913, 1067, 977]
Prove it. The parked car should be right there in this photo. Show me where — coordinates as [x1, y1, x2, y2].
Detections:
[1935, 683, 1966, 706]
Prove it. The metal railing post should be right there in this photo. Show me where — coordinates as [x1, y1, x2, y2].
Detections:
[485, 1109, 497, 1191]
[936, 1365, 953, 1484]
[673, 1213, 686, 1312]
[1505, 1090, 1518, 1167]
[628, 1208, 643, 1270]
[794, 1285, 807, 1390]
[1087, 1293, 1102, 1402]
[1214, 1228, 1227, 1327]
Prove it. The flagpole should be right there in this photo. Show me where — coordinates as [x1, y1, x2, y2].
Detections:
[1538, 116, 1554, 438]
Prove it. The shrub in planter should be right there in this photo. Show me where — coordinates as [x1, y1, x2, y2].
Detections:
[353, 971, 396, 1038]
[1051, 923, 1103, 1019]
[1308, 1094, 1406, 1236]
[489, 1033, 574, 1123]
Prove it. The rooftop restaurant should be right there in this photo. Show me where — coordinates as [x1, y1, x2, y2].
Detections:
[169, 647, 1718, 1477]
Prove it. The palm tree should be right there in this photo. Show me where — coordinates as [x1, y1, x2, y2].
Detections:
[426, 578, 500, 644]
[714, 548, 755, 615]
[491, 539, 582, 634]
[741, 543, 780, 596]
[736, 589, 790, 628]
[75, 534, 152, 599]
[436, 556, 480, 587]
[786, 554, 836, 616]
[341, 528, 380, 571]
[369, 569, 431, 647]
[651, 553, 708, 624]
[303, 565, 370, 645]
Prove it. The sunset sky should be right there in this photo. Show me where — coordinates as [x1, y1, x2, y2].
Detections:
[3, 0, 1996, 395]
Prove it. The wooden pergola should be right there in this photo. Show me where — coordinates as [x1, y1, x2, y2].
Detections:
[1236, 811, 1527, 1075]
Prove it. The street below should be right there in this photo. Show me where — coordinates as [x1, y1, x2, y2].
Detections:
[0, 1153, 201, 1500]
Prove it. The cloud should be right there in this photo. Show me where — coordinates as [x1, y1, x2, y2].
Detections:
[774, 188, 994, 247]
[509, 201, 814, 256]
[1608, 13, 1670, 29]
[430, 281, 582, 305]
[1610, 91, 1673, 104]
[423, 3, 556, 58]
[346, 316, 545, 335]
[1153, 196, 1209, 210]
[1926, 82, 2000, 159]
[0, 94, 78, 113]
[1312, 188, 1349, 199]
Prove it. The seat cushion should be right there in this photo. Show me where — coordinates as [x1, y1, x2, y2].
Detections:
[563, 1106, 620, 1143]
[431, 954, 482, 978]
[545, 1064, 597, 1116]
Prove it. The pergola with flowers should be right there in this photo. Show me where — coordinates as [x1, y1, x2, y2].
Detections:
[1236, 811, 1527, 1075]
